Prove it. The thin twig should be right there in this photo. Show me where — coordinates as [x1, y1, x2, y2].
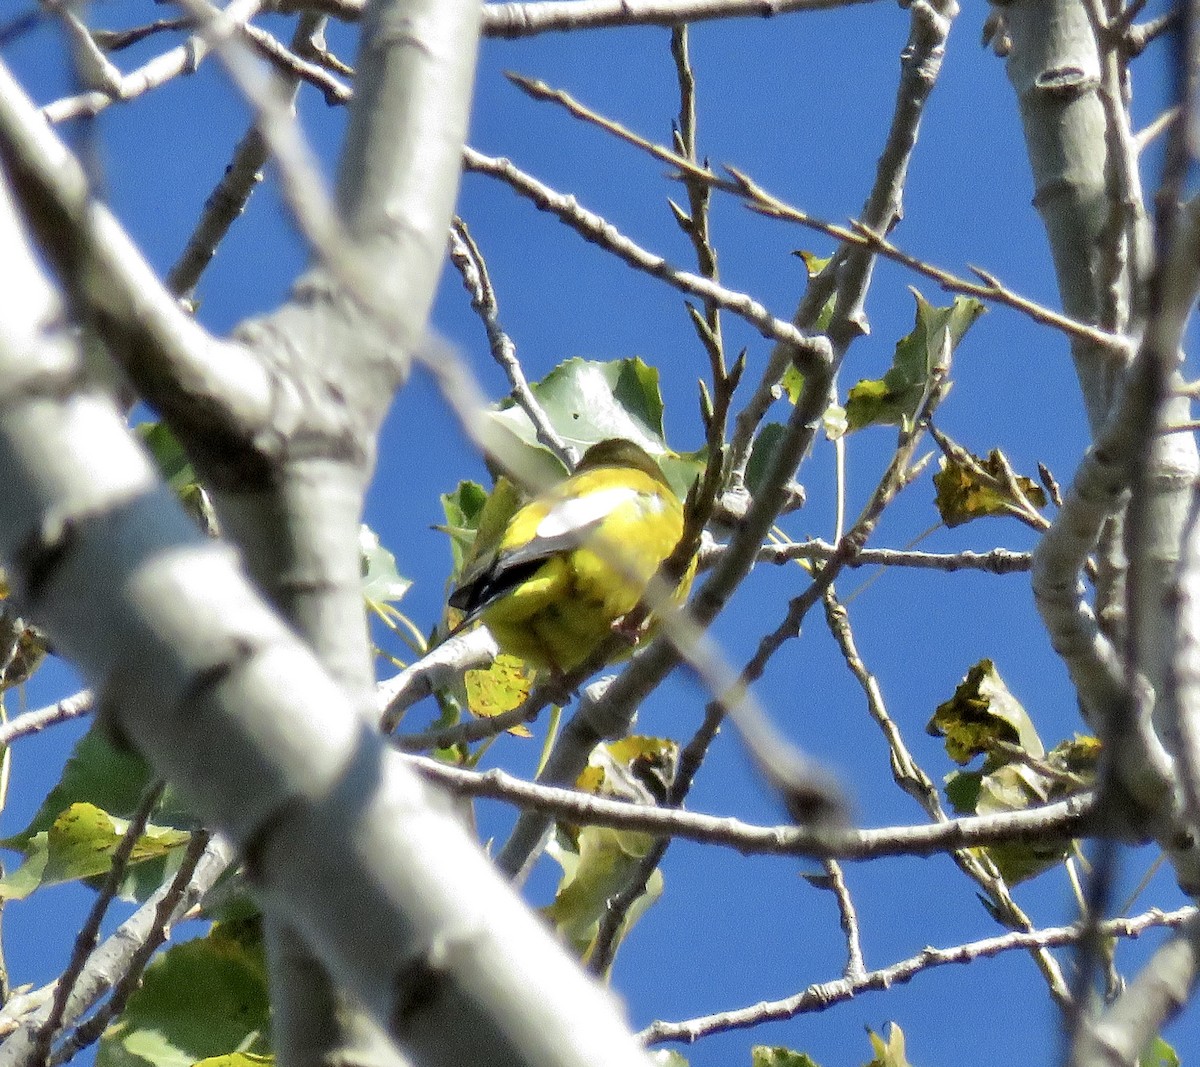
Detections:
[1135, 107, 1179, 153]
[750, 190, 1131, 355]
[462, 147, 820, 352]
[90, 18, 192, 51]
[817, 860, 865, 980]
[241, 21, 351, 104]
[1124, 11, 1179, 55]
[33, 780, 166, 1067]
[501, 68, 1121, 357]
[722, 540, 1032, 574]
[42, 0, 265, 123]
[49, 831, 213, 1065]
[167, 15, 332, 297]
[447, 217, 572, 466]
[822, 587, 1073, 1003]
[638, 906, 1195, 1046]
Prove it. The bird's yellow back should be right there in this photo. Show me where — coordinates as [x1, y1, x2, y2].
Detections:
[451, 443, 695, 673]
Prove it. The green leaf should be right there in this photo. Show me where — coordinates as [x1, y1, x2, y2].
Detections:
[484, 357, 704, 500]
[845, 292, 984, 432]
[447, 477, 525, 593]
[781, 363, 805, 405]
[752, 1046, 822, 1067]
[933, 448, 1047, 527]
[135, 425, 216, 531]
[944, 770, 983, 816]
[791, 249, 836, 333]
[98, 922, 271, 1067]
[543, 737, 678, 975]
[971, 764, 1072, 882]
[359, 525, 412, 606]
[136, 422, 195, 492]
[2, 725, 198, 901]
[438, 481, 491, 574]
[927, 659, 1043, 765]
[0, 802, 190, 901]
[193, 1056, 274, 1067]
[941, 716, 1097, 884]
[973, 735, 1097, 883]
[864, 1023, 913, 1067]
[464, 654, 535, 736]
[1139, 1037, 1181, 1067]
[1048, 734, 1102, 778]
[542, 827, 664, 975]
[745, 423, 787, 497]
[3, 725, 195, 849]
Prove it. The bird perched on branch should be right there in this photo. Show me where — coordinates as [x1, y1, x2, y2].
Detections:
[448, 438, 696, 674]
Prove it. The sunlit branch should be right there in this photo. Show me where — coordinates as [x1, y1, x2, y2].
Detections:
[409, 753, 1095, 859]
[0, 691, 94, 746]
[716, 539, 1033, 573]
[819, 860, 866, 980]
[240, 20, 352, 103]
[42, 0, 264, 123]
[267, 0, 890, 31]
[378, 627, 499, 734]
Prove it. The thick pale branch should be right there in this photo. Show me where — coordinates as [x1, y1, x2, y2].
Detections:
[0, 61, 268, 440]
[732, 539, 1032, 573]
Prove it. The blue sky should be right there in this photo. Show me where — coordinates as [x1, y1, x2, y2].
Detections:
[2, 3, 1194, 1066]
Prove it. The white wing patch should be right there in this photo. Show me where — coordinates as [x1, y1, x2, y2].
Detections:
[536, 485, 662, 540]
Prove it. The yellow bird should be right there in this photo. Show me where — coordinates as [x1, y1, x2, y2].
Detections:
[448, 439, 696, 674]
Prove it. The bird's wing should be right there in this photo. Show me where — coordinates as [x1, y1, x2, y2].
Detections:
[449, 485, 645, 615]
[533, 485, 645, 540]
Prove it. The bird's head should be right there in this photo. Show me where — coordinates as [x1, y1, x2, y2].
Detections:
[576, 439, 671, 489]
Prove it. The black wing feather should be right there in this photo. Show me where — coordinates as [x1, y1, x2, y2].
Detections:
[448, 522, 601, 616]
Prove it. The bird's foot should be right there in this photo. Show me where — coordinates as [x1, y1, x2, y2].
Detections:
[611, 614, 650, 648]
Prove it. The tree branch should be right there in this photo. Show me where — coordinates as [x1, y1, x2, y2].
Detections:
[638, 906, 1195, 1046]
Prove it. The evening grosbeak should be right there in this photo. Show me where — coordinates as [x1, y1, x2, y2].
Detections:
[448, 439, 696, 674]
